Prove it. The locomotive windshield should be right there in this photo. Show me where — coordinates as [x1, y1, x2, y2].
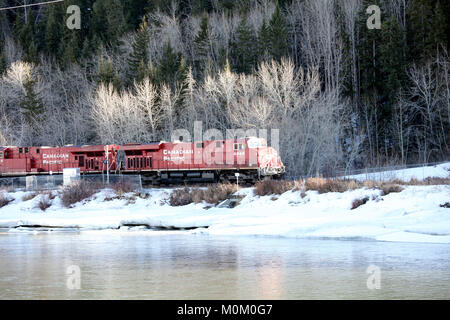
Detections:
[247, 138, 267, 149]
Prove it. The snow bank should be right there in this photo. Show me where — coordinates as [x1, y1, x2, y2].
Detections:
[345, 162, 450, 181]
[0, 162, 449, 244]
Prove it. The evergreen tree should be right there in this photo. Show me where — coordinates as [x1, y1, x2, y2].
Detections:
[96, 57, 122, 90]
[407, 0, 446, 62]
[358, 0, 383, 101]
[216, 46, 227, 70]
[192, 0, 214, 15]
[62, 31, 82, 66]
[357, 0, 384, 161]
[230, 16, 257, 74]
[81, 37, 93, 59]
[90, 0, 127, 48]
[20, 71, 44, 125]
[268, 3, 288, 61]
[158, 41, 183, 88]
[44, 3, 65, 57]
[15, 11, 38, 63]
[127, 17, 150, 84]
[258, 19, 271, 62]
[147, 60, 158, 84]
[0, 49, 6, 75]
[431, 1, 447, 53]
[123, 0, 149, 28]
[176, 56, 188, 88]
[193, 13, 210, 76]
[378, 17, 407, 108]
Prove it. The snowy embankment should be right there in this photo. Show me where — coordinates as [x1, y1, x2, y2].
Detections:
[0, 163, 449, 244]
[345, 162, 450, 181]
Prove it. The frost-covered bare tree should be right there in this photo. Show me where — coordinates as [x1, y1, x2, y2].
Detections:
[134, 78, 162, 139]
[338, 0, 362, 112]
[92, 83, 149, 144]
[0, 61, 39, 146]
[402, 56, 450, 162]
[247, 0, 275, 32]
[297, 0, 344, 93]
[159, 83, 181, 140]
[288, 90, 346, 176]
[147, 8, 184, 62]
[34, 61, 93, 146]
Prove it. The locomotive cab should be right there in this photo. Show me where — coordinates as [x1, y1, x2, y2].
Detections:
[246, 137, 285, 177]
[0, 147, 9, 159]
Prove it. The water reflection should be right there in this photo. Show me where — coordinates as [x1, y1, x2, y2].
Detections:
[0, 232, 449, 299]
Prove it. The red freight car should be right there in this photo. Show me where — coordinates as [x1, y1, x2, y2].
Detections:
[0, 137, 284, 184]
[0, 145, 119, 176]
[119, 137, 284, 184]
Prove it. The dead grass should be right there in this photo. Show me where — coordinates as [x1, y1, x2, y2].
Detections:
[61, 180, 100, 208]
[253, 176, 408, 197]
[304, 177, 361, 194]
[254, 180, 295, 196]
[109, 180, 136, 196]
[170, 183, 237, 206]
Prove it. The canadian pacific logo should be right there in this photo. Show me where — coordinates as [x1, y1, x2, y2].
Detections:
[163, 149, 193, 155]
[42, 154, 69, 159]
[163, 149, 193, 162]
[42, 153, 69, 165]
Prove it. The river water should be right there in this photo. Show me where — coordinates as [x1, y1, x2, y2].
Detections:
[0, 231, 449, 299]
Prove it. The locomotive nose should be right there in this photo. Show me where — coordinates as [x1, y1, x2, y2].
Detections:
[258, 147, 285, 176]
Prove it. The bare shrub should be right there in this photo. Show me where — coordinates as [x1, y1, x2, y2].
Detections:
[169, 187, 193, 206]
[61, 180, 99, 208]
[46, 191, 57, 200]
[351, 196, 370, 210]
[0, 192, 14, 208]
[22, 192, 39, 202]
[254, 180, 294, 196]
[37, 196, 52, 211]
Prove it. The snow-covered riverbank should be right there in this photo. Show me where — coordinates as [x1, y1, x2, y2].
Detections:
[0, 163, 449, 244]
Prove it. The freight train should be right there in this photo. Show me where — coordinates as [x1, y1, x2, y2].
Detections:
[0, 137, 284, 184]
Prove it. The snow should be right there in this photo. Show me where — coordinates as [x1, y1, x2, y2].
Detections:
[344, 162, 450, 181]
[0, 162, 449, 244]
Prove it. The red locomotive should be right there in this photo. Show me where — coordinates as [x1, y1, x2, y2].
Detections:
[0, 137, 284, 184]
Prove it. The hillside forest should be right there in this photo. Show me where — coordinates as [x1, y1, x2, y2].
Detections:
[0, 0, 449, 176]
